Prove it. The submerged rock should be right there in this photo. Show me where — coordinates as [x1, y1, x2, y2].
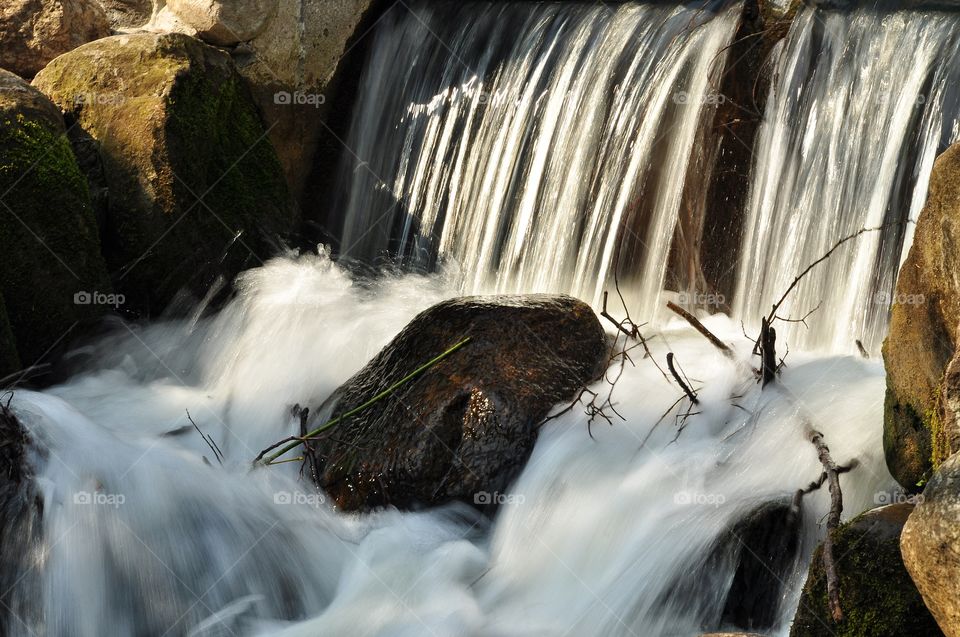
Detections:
[0, 402, 42, 632]
[790, 503, 942, 637]
[658, 500, 801, 632]
[883, 142, 960, 489]
[304, 294, 608, 512]
[32, 32, 295, 315]
[0, 0, 111, 79]
[0, 68, 112, 376]
[902, 451, 960, 637]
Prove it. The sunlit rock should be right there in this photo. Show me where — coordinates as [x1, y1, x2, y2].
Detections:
[32, 33, 295, 316]
[902, 451, 960, 637]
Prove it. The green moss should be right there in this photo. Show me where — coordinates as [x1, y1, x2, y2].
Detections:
[44, 36, 295, 314]
[790, 513, 942, 637]
[883, 388, 933, 490]
[0, 113, 111, 364]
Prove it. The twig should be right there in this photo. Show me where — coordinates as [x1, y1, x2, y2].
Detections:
[809, 429, 853, 623]
[666, 301, 734, 358]
[855, 340, 869, 359]
[760, 317, 777, 388]
[255, 336, 472, 466]
[186, 410, 223, 465]
[666, 353, 698, 405]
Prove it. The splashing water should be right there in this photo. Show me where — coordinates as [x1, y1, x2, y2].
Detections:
[4, 255, 896, 636]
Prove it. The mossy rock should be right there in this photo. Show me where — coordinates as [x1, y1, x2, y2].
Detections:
[0, 68, 111, 372]
[882, 142, 960, 490]
[790, 504, 943, 637]
[32, 32, 296, 316]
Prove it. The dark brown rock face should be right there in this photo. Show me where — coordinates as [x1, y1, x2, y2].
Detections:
[306, 294, 608, 512]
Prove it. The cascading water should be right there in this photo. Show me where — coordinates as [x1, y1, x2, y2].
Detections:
[335, 1, 739, 318]
[3, 256, 896, 636]
[733, 4, 960, 352]
[3, 1, 956, 636]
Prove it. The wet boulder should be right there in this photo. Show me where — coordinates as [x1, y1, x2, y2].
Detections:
[304, 294, 608, 512]
[883, 142, 960, 489]
[657, 499, 801, 632]
[0, 68, 112, 377]
[901, 451, 960, 637]
[790, 503, 942, 637]
[32, 32, 295, 315]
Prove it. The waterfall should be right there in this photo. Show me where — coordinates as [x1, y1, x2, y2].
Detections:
[7, 1, 960, 635]
[733, 4, 960, 353]
[335, 1, 740, 319]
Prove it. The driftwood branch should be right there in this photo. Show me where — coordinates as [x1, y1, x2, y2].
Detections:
[760, 317, 777, 388]
[666, 353, 698, 405]
[809, 429, 855, 623]
[666, 301, 735, 359]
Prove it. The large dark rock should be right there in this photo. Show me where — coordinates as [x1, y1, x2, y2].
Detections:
[902, 451, 960, 637]
[883, 142, 960, 490]
[0, 68, 112, 378]
[32, 32, 296, 316]
[304, 294, 608, 512]
[0, 402, 42, 634]
[656, 500, 801, 632]
[790, 504, 942, 637]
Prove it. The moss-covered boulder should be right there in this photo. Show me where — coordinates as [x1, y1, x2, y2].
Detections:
[0, 68, 111, 375]
[790, 504, 943, 637]
[902, 451, 960, 637]
[32, 32, 296, 315]
[883, 142, 960, 490]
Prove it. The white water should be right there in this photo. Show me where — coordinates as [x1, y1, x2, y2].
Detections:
[733, 5, 960, 353]
[336, 1, 738, 318]
[5, 255, 896, 636]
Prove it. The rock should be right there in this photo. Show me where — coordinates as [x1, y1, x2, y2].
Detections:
[0, 403, 42, 631]
[902, 451, 960, 637]
[32, 32, 296, 315]
[0, 0, 111, 79]
[94, 0, 153, 30]
[0, 68, 112, 370]
[657, 500, 801, 632]
[0, 293, 20, 379]
[790, 503, 942, 637]
[304, 295, 608, 512]
[234, 0, 375, 200]
[883, 142, 960, 490]
[166, 0, 276, 46]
